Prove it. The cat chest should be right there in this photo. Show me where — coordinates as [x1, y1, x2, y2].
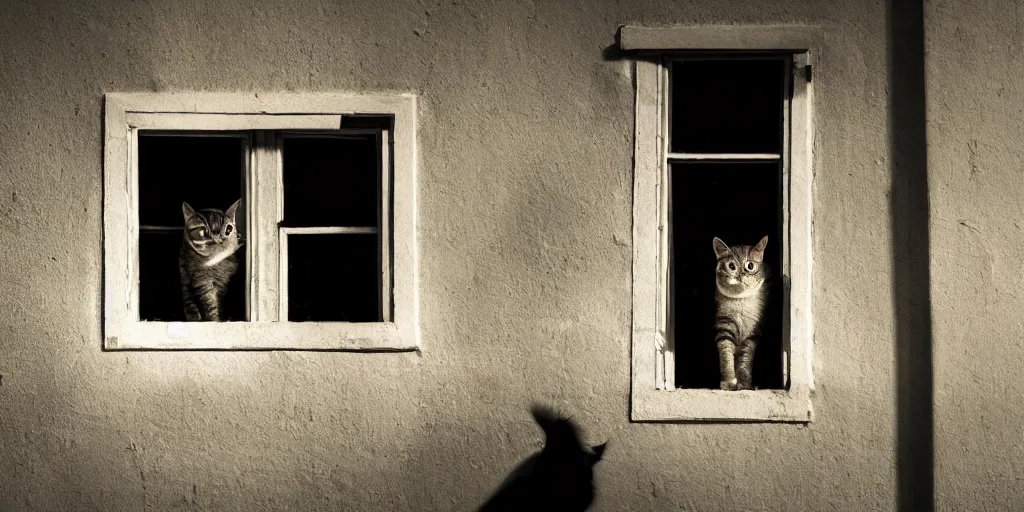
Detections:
[182, 255, 238, 285]
[717, 297, 764, 338]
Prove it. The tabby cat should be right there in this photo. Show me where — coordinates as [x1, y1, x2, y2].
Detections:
[713, 236, 770, 391]
[478, 406, 606, 511]
[178, 200, 242, 322]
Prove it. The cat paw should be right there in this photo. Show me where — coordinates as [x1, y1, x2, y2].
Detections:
[720, 378, 738, 391]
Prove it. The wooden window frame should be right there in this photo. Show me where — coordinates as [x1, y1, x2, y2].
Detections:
[102, 92, 418, 351]
[625, 26, 816, 422]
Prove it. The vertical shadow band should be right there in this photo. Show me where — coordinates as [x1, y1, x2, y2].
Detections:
[887, 0, 934, 511]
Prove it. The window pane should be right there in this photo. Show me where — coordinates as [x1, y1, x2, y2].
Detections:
[670, 161, 784, 390]
[137, 133, 248, 322]
[669, 59, 786, 154]
[138, 230, 247, 322]
[287, 233, 381, 322]
[138, 134, 245, 227]
[283, 135, 380, 228]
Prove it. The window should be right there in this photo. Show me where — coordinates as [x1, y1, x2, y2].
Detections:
[103, 93, 418, 350]
[624, 26, 816, 422]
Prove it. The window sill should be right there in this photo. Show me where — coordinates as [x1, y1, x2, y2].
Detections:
[631, 387, 813, 423]
[103, 321, 418, 352]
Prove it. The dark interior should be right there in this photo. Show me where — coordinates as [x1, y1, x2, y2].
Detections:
[137, 133, 247, 322]
[287, 233, 382, 322]
[137, 133, 246, 227]
[669, 56, 788, 390]
[669, 58, 786, 155]
[671, 161, 785, 390]
[138, 230, 247, 322]
[282, 135, 380, 228]
[282, 134, 384, 322]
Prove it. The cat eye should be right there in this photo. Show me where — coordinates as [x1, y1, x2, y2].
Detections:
[197, 229, 206, 238]
[727, 262, 736, 271]
[225, 225, 233, 235]
[745, 261, 757, 272]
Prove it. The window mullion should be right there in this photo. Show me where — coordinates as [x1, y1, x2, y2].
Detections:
[241, 134, 254, 321]
[657, 59, 674, 390]
[667, 153, 781, 162]
[253, 130, 282, 322]
[788, 52, 814, 395]
[129, 127, 140, 320]
[781, 56, 794, 388]
[380, 129, 393, 323]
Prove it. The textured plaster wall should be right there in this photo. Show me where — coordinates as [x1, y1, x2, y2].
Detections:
[927, 0, 1024, 509]
[0, 0, 895, 510]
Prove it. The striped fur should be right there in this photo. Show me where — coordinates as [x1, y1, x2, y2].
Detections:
[178, 200, 242, 321]
[712, 236, 770, 391]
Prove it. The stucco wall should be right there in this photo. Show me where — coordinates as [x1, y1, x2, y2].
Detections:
[0, 0, 898, 510]
[927, 0, 1024, 510]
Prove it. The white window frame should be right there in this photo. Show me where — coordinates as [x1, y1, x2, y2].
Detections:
[624, 26, 817, 422]
[103, 92, 418, 351]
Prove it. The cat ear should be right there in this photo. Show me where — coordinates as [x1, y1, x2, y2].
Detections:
[182, 202, 196, 221]
[530, 405, 559, 433]
[750, 236, 769, 262]
[225, 199, 241, 222]
[712, 237, 732, 259]
[589, 442, 607, 465]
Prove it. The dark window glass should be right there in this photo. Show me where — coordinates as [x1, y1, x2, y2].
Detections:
[137, 133, 248, 322]
[282, 136, 380, 228]
[138, 230, 246, 322]
[137, 134, 245, 227]
[287, 233, 381, 322]
[669, 59, 786, 154]
[670, 161, 784, 390]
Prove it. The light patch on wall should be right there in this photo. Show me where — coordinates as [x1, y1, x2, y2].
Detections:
[167, 322, 188, 337]
[119, 350, 292, 387]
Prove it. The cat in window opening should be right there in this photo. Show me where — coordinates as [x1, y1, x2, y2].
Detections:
[178, 199, 242, 321]
[478, 405, 606, 511]
[712, 235, 770, 391]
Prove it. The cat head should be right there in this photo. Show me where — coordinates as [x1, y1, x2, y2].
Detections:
[713, 236, 768, 299]
[182, 199, 242, 262]
[477, 405, 606, 511]
[531, 406, 606, 468]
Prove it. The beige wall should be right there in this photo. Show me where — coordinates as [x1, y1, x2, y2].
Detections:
[0, 0, 906, 510]
[927, 0, 1024, 510]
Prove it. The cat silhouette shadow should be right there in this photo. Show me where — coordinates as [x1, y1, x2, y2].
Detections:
[477, 406, 606, 511]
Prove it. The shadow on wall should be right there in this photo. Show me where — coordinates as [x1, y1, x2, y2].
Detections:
[888, 0, 934, 511]
[477, 406, 607, 512]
